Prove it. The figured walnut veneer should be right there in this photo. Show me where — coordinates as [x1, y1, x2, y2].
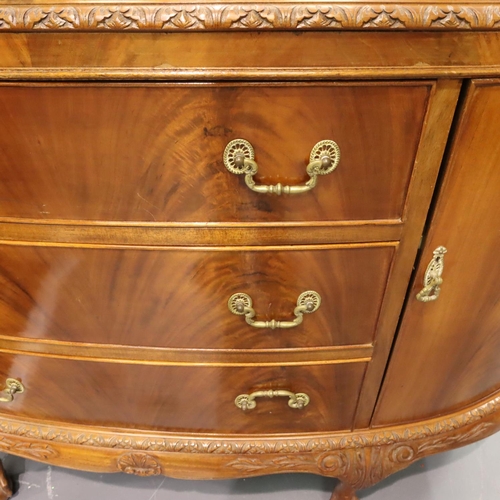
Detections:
[0, 4, 500, 500]
[0, 244, 395, 348]
[0, 353, 368, 433]
[0, 83, 429, 223]
[373, 79, 500, 426]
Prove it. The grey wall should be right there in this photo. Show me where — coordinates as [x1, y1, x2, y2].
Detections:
[3, 431, 500, 499]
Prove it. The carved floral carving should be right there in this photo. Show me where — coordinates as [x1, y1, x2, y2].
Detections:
[227, 455, 313, 472]
[0, 395, 497, 455]
[117, 452, 162, 476]
[224, 420, 497, 490]
[155, 6, 214, 29]
[0, 395, 495, 492]
[0, 3, 499, 32]
[88, 6, 148, 29]
[0, 8, 15, 29]
[23, 7, 80, 29]
[0, 437, 58, 460]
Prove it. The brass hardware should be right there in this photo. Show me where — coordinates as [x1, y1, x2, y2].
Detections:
[228, 290, 321, 329]
[223, 139, 340, 195]
[0, 378, 24, 403]
[235, 390, 310, 411]
[416, 246, 447, 302]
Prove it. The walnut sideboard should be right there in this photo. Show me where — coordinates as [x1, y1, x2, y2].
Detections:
[1, 3, 500, 499]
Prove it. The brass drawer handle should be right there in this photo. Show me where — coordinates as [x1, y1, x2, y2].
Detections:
[228, 290, 321, 329]
[416, 246, 447, 302]
[0, 378, 24, 403]
[223, 139, 340, 195]
[235, 390, 310, 411]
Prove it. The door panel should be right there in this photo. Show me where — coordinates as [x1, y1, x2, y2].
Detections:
[373, 80, 500, 426]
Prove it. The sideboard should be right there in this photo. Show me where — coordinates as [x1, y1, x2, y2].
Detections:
[0, 3, 500, 499]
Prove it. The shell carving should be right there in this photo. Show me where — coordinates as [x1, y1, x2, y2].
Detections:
[117, 452, 162, 476]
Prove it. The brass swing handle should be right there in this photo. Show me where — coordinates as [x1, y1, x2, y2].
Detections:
[0, 378, 24, 403]
[228, 291, 321, 330]
[416, 246, 447, 302]
[235, 390, 310, 411]
[223, 139, 340, 195]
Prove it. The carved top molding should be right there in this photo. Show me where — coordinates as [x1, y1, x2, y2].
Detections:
[0, 3, 500, 31]
[0, 394, 498, 455]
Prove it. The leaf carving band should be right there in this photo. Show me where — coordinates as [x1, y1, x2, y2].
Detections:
[1, 4, 500, 32]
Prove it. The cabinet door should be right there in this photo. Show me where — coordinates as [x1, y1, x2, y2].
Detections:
[373, 79, 500, 426]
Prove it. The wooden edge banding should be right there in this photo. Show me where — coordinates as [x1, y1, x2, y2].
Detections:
[0, 337, 373, 366]
[0, 389, 498, 484]
[0, 221, 403, 247]
[0, 239, 399, 251]
[0, 217, 403, 226]
[0, 3, 500, 32]
[3, 67, 500, 80]
[0, 81, 435, 90]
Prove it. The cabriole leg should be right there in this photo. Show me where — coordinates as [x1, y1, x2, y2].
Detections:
[330, 481, 358, 500]
[0, 461, 12, 500]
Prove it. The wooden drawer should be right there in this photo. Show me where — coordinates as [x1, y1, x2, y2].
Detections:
[0, 82, 431, 223]
[0, 243, 395, 349]
[0, 353, 366, 433]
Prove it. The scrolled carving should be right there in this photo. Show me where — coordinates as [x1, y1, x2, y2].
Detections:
[0, 397, 494, 494]
[117, 452, 162, 476]
[319, 452, 348, 473]
[0, 437, 58, 460]
[388, 444, 415, 463]
[317, 421, 496, 492]
[416, 422, 495, 455]
[0, 3, 499, 32]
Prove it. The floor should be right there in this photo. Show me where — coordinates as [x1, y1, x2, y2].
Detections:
[2, 430, 499, 499]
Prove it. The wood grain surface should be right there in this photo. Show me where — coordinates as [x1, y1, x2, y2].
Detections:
[0, 219, 403, 247]
[0, 7, 498, 498]
[353, 79, 461, 427]
[0, 243, 395, 349]
[0, 352, 367, 433]
[373, 79, 500, 426]
[0, 83, 430, 222]
[2, 33, 500, 80]
[0, 335, 373, 366]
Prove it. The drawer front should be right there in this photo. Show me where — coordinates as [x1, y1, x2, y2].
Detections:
[0, 244, 395, 348]
[0, 82, 430, 223]
[0, 353, 366, 433]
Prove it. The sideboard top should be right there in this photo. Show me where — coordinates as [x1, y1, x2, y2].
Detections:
[0, 0, 500, 31]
